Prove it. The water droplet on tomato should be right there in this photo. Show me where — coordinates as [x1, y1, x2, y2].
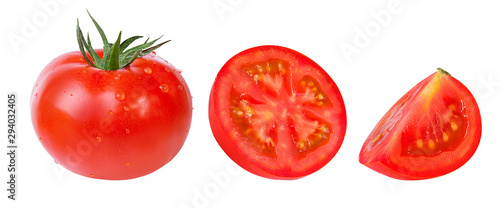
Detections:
[125, 162, 130, 166]
[177, 69, 182, 74]
[115, 74, 121, 80]
[90, 174, 94, 177]
[166, 68, 171, 73]
[153, 61, 157, 65]
[116, 91, 126, 101]
[123, 106, 130, 111]
[125, 129, 130, 134]
[70, 94, 73, 96]
[54, 160, 60, 165]
[151, 51, 156, 55]
[38, 137, 42, 141]
[177, 85, 184, 91]
[96, 137, 102, 142]
[144, 67, 152, 74]
[159, 84, 169, 93]
[108, 110, 114, 115]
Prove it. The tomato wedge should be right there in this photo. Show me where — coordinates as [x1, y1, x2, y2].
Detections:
[209, 45, 347, 179]
[359, 68, 481, 180]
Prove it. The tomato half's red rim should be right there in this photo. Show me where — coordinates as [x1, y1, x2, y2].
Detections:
[209, 45, 347, 179]
[359, 68, 481, 180]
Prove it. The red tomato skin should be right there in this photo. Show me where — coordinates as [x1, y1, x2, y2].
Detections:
[209, 45, 347, 180]
[31, 50, 192, 180]
[359, 71, 481, 180]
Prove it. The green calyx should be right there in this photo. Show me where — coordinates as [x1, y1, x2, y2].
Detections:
[76, 11, 169, 71]
[437, 68, 451, 76]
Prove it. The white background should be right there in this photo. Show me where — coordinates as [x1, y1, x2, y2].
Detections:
[1, 0, 499, 207]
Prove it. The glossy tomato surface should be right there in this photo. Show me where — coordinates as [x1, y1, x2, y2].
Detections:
[359, 69, 481, 180]
[209, 45, 347, 179]
[31, 49, 192, 180]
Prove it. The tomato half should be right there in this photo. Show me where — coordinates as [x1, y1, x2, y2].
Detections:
[209, 45, 347, 179]
[359, 69, 481, 180]
[31, 49, 192, 180]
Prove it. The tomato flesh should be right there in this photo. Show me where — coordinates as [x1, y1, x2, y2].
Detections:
[209, 46, 346, 179]
[359, 69, 481, 180]
[402, 96, 467, 157]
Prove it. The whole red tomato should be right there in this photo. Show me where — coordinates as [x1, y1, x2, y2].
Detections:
[31, 13, 192, 180]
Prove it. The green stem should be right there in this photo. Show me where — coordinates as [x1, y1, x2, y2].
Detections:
[437, 68, 451, 76]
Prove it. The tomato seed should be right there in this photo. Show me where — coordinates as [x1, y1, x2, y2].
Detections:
[416, 139, 423, 148]
[234, 110, 244, 117]
[300, 81, 306, 87]
[450, 122, 458, 131]
[298, 141, 306, 150]
[427, 140, 436, 150]
[316, 94, 325, 100]
[443, 132, 449, 142]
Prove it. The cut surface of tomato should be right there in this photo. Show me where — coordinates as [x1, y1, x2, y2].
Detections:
[359, 69, 481, 180]
[209, 46, 346, 179]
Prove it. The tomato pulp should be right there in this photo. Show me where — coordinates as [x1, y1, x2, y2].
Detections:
[31, 50, 192, 180]
[359, 69, 481, 180]
[209, 45, 347, 179]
